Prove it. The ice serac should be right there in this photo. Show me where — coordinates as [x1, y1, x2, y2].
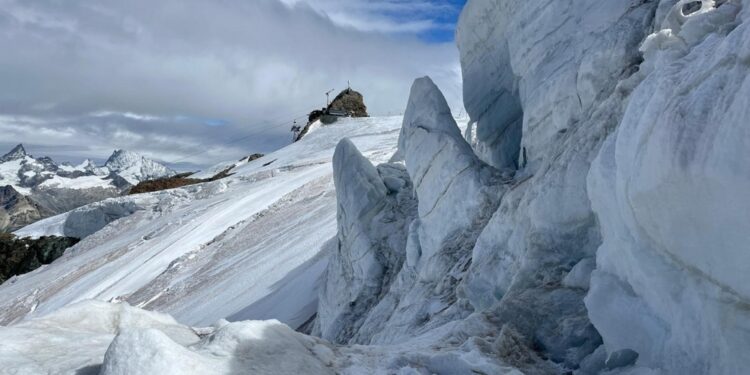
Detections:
[397, 77, 501, 270]
[315, 79, 531, 373]
[458, 0, 654, 171]
[586, 1, 750, 374]
[456, 0, 657, 369]
[315, 138, 416, 343]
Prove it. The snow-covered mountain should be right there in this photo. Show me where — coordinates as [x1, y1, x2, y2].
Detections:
[0, 145, 175, 232]
[104, 149, 176, 185]
[0, 0, 748, 374]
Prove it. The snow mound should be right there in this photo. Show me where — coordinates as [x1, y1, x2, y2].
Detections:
[2, 300, 527, 374]
[14, 194, 154, 239]
[0, 300, 198, 374]
[101, 319, 334, 375]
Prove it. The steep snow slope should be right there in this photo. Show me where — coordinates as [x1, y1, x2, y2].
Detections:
[0, 116, 412, 328]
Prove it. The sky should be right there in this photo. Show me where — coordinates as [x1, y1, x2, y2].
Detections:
[0, 0, 467, 170]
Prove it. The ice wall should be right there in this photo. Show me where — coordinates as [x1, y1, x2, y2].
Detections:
[586, 1, 750, 373]
[319, 0, 750, 373]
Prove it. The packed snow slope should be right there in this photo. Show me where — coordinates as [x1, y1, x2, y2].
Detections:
[0, 116, 412, 329]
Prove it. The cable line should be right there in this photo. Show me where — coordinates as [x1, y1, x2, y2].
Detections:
[168, 111, 310, 165]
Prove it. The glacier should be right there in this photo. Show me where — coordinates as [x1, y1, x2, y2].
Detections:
[1, 0, 749, 374]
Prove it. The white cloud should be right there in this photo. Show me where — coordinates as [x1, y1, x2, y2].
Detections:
[279, 0, 460, 34]
[0, 0, 463, 169]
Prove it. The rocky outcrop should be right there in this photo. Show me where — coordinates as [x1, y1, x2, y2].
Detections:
[128, 156, 254, 195]
[128, 172, 203, 195]
[0, 233, 79, 283]
[328, 88, 368, 118]
[0, 186, 51, 232]
[295, 88, 369, 142]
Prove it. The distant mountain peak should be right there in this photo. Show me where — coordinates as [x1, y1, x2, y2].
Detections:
[104, 149, 176, 185]
[77, 159, 97, 171]
[104, 149, 139, 168]
[1, 144, 28, 162]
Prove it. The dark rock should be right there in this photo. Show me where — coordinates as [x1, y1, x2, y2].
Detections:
[105, 172, 133, 190]
[128, 175, 202, 195]
[36, 156, 59, 171]
[0, 233, 79, 284]
[328, 88, 368, 118]
[127, 159, 252, 195]
[295, 88, 369, 142]
[0, 185, 53, 232]
[308, 109, 326, 124]
[241, 153, 264, 163]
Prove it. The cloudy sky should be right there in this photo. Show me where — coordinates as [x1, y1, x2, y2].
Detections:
[0, 0, 466, 170]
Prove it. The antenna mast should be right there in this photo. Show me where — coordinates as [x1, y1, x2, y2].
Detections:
[325, 89, 335, 106]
